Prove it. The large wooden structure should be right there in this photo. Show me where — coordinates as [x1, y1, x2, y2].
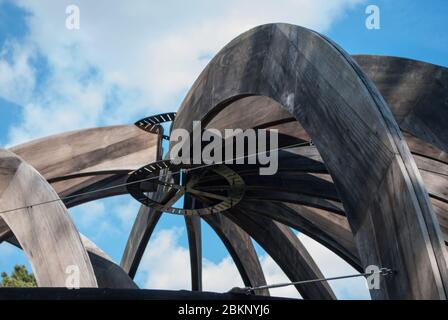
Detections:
[0, 23, 447, 300]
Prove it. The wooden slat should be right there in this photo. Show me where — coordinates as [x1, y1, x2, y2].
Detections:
[169, 23, 448, 299]
[225, 208, 336, 300]
[202, 213, 269, 295]
[184, 194, 202, 291]
[0, 149, 98, 287]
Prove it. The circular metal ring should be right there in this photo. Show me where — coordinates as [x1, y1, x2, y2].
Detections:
[126, 160, 245, 216]
[134, 112, 177, 135]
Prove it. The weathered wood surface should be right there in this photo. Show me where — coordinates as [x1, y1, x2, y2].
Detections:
[2, 24, 447, 299]
[354, 55, 448, 154]
[1, 232, 138, 289]
[0, 217, 11, 242]
[120, 204, 162, 277]
[10, 125, 160, 203]
[5, 125, 162, 283]
[80, 235, 138, 289]
[185, 215, 203, 291]
[6, 125, 162, 285]
[202, 213, 269, 295]
[225, 207, 336, 300]
[121, 171, 177, 278]
[228, 148, 448, 272]
[200, 84, 448, 265]
[61, 174, 130, 208]
[10, 125, 159, 179]
[170, 23, 448, 299]
[0, 149, 97, 287]
[237, 200, 360, 270]
[2, 126, 160, 288]
[200, 146, 447, 270]
[184, 195, 203, 291]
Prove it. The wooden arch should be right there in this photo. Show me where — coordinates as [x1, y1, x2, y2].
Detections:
[169, 23, 448, 299]
[0, 149, 98, 287]
[1, 24, 447, 300]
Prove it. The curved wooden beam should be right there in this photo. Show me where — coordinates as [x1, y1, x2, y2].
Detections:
[354, 55, 448, 154]
[120, 204, 162, 277]
[184, 195, 202, 291]
[7, 125, 164, 282]
[200, 56, 448, 249]
[225, 207, 336, 300]
[1, 231, 138, 289]
[120, 172, 177, 277]
[237, 200, 361, 271]
[202, 213, 269, 296]
[10, 125, 159, 180]
[0, 149, 97, 287]
[80, 235, 138, 289]
[3, 32, 446, 299]
[10, 125, 161, 204]
[0, 217, 12, 242]
[170, 23, 448, 299]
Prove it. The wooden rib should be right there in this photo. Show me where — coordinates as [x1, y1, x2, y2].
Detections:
[238, 201, 361, 271]
[2, 231, 138, 289]
[120, 204, 162, 278]
[354, 55, 448, 154]
[169, 24, 448, 299]
[225, 207, 336, 300]
[184, 196, 202, 291]
[202, 213, 269, 296]
[10, 125, 160, 202]
[80, 235, 138, 289]
[10, 125, 159, 180]
[0, 149, 97, 287]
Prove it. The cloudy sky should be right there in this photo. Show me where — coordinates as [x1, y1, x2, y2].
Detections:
[0, 0, 447, 299]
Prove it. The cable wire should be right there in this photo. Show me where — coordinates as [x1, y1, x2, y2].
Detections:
[0, 140, 311, 215]
[239, 268, 394, 293]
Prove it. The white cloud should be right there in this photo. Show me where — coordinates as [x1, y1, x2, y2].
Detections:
[137, 227, 370, 299]
[2, 0, 364, 146]
[111, 199, 140, 230]
[259, 254, 302, 298]
[139, 227, 191, 290]
[0, 40, 35, 104]
[202, 256, 244, 293]
[71, 201, 106, 228]
[69, 200, 121, 242]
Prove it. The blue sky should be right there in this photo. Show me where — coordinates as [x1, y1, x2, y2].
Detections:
[0, 0, 447, 299]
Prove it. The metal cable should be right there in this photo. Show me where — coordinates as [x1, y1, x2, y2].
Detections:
[240, 268, 394, 293]
[0, 140, 311, 215]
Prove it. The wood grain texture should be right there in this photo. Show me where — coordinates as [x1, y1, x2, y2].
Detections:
[184, 195, 203, 291]
[10, 125, 159, 179]
[198, 77, 448, 274]
[7, 125, 162, 284]
[170, 23, 448, 299]
[225, 207, 336, 300]
[354, 55, 448, 154]
[10, 125, 160, 204]
[2, 25, 447, 299]
[120, 204, 162, 277]
[80, 235, 138, 289]
[0, 149, 97, 287]
[239, 200, 360, 270]
[202, 212, 269, 296]
[2, 232, 138, 289]
[121, 171, 177, 278]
